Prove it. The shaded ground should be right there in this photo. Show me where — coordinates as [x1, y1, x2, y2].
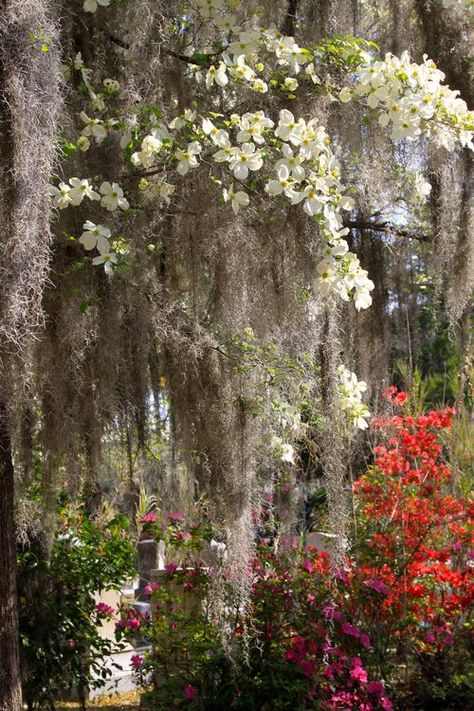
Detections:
[57, 691, 140, 710]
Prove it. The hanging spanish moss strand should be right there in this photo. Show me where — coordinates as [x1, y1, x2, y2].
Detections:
[0, 0, 61, 706]
[320, 306, 349, 566]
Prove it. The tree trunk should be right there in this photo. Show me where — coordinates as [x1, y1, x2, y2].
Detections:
[0, 399, 22, 711]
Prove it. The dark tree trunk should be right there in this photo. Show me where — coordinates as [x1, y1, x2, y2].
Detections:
[0, 399, 22, 711]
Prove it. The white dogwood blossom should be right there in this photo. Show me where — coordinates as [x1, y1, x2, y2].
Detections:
[175, 141, 202, 175]
[99, 182, 129, 211]
[230, 55, 256, 82]
[83, 0, 110, 13]
[228, 142, 263, 179]
[131, 126, 170, 168]
[265, 165, 299, 199]
[337, 365, 371, 430]
[92, 251, 117, 275]
[79, 221, 111, 254]
[185, 11, 473, 148]
[80, 112, 107, 144]
[206, 62, 228, 88]
[69, 178, 100, 206]
[236, 111, 274, 144]
[223, 184, 249, 215]
[50, 182, 72, 209]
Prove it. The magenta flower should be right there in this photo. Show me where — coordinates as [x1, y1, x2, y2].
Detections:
[341, 622, 360, 638]
[183, 684, 198, 700]
[140, 512, 157, 523]
[165, 563, 177, 574]
[367, 681, 385, 698]
[168, 511, 185, 523]
[130, 654, 143, 668]
[364, 579, 390, 595]
[350, 665, 368, 683]
[359, 633, 371, 649]
[127, 618, 141, 630]
[95, 602, 115, 616]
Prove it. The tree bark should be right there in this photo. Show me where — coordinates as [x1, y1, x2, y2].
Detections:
[0, 399, 22, 711]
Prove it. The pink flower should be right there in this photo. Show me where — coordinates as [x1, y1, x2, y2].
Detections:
[350, 665, 368, 683]
[341, 622, 360, 638]
[130, 654, 143, 668]
[95, 602, 115, 616]
[367, 681, 385, 698]
[128, 618, 141, 630]
[140, 512, 157, 523]
[302, 560, 312, 573]
[168, 511, 185, 523]
[143, 582, 160, 596]
[183, 684, 198, 700]
[306, 593, 316, 604]
[165, 563, 177, 574]
[359, 633, 371, 649]
[364, 579, 390, 595]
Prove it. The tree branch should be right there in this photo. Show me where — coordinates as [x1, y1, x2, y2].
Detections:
[281, 0, 300, 36]
[345, 219, 433, 243]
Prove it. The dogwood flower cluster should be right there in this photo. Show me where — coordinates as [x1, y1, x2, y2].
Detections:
[337, 365, 371, 430]
[50, 179, 128, 272]
[201, 26, 314, 96]
[51, 178, 129, 213]
[128, 108, 374, 308]
[71, 53, 120, 151]
[190, 3, 473, 150]
[442, 0, 474, 18]
[340, 52, 474, 150]
[207, 109, 373, 307]
[50, 177, 99, 209]
[79, 221, 117, 275]
[131, 125, 172, 169]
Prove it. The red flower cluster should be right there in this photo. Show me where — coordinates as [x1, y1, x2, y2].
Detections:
[352, 394, 473, 658]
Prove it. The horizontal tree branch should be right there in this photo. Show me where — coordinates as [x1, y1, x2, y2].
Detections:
[345, 219, 433, 243]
